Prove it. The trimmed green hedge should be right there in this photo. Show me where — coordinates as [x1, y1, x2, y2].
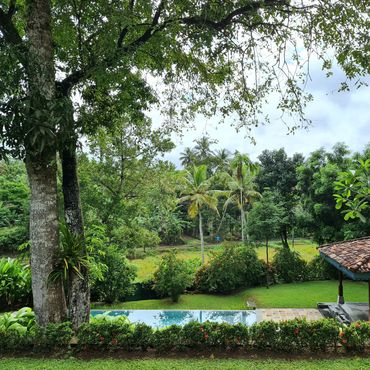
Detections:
[1, 309, 370, 355]
[77, 319, 370, 354]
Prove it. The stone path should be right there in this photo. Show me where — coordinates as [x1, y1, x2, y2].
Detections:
[257, 308, 323, 322]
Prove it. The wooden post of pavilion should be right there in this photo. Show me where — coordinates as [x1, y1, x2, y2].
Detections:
[368, 281, 370, 321]
[338, 271, 344, 305]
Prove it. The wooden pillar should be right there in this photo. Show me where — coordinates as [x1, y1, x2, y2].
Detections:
[368, 281, 370, 321]
[338, 271, 345, 304]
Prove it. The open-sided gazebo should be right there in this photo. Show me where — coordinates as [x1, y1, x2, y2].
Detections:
[318, 236, 370, 322]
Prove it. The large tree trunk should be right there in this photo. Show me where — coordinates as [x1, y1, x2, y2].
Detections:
[26, 156, 67, 325]
[199, 212, 205, 264]
[61, 138, 90, 329]
[26, 0, 67, 325]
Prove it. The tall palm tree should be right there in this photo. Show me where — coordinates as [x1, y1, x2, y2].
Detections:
[214, 148, 231, 172]
[194, 136, 215, 162]
[178, 165, 222, 263]
[223, 154, 261, 243]
[179, 147, 196, 168]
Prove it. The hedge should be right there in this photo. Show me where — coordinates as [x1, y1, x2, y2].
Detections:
[1, 317, 370, 355]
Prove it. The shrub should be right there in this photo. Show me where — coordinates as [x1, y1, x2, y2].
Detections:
[277, 319, 311, 352]
[307, 319, 340, 352]
[33, 322, 73, 352]
[339, 321, 370, 353]
[195, 246, 264, 293]
[133, 323, 153, 351]
[153, 251, 194, 302]
[77, 317, 134, 351]
[181, 321, 210, 348]
[129, 279, 158, 301]
[306, 255, 337, 280]
[0, 258, 32, 309]
[0, 226, 28, 252]
[151, 325, 183, 352]
[91, 245, 137, 303]
[272, 248, 307, 283]
[0, 327, 34, 353]
[0, 307, 35, 334]
[216, 322, 250, 349]
[0, 307, 35, 353]
[250, 320, 280, 350]
[181, 321, 249, 349]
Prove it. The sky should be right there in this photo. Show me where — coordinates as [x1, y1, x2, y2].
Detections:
[149, 60, 370, 167]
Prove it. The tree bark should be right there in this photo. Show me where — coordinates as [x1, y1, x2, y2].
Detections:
[199, 212, 205, 264]
[25, 0, 67, 325]
[26, 156, 67, 325]
[61, 138, 90, 329]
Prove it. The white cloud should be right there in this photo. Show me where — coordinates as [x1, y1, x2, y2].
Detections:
[150, 59, 370, 166]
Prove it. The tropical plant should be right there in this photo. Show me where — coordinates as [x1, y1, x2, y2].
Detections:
[213, 149, 231, 172]
[221, 153, 261, 243]
[0, 307, 35, 334]
[178, 165, 223, 263]
[334, 158, 370, 223]
[179, 147, 196, 168]
[0, 257, 31, 309]
[49, 222, 89, 284]
[90, 312, 131, 325]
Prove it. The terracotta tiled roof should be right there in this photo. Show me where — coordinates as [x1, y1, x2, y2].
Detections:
[318, 237, 370, 273]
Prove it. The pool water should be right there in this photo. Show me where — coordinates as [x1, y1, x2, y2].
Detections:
[91, 309, 256, 328]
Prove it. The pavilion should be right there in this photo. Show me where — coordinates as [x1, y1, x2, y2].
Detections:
[317, 236, 370, 322]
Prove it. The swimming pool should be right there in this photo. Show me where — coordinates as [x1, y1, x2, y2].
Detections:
[91, 309, 257, 328]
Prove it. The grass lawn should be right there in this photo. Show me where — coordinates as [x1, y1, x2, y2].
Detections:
[2, 358, 370, 370]
[132, 239, 318, 281]
[94, 280, 368, 310]
[247, 280, 368, 308]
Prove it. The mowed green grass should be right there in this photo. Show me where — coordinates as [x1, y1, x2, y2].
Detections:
[132, 239, 318, 281]
[2, 358, 370, 370]
[94, 281, 368, 310]
[248, 280, 368, 308]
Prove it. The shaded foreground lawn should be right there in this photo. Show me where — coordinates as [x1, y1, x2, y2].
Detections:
[2, 358, 370, 370]
[94, 281, 368, 310]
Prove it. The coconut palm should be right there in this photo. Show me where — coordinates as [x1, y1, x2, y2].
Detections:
[178, 165, 222, 263]
[222, 154, 261, 243]
[179, 147, 196, 168]
[213, 149, 231, 172]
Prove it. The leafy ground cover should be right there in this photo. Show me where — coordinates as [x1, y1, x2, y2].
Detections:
[1, 358, 370, 370]
[94, 281, 367, 310]
[132, 239, 317, 281]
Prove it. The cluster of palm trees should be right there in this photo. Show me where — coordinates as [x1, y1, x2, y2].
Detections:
[179, 137, 232, 173]
[178, 151, 261, 263]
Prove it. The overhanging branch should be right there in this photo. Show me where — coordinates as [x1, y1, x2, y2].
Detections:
[0, 4, 27, 68]
[59, 0, 303, 93]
